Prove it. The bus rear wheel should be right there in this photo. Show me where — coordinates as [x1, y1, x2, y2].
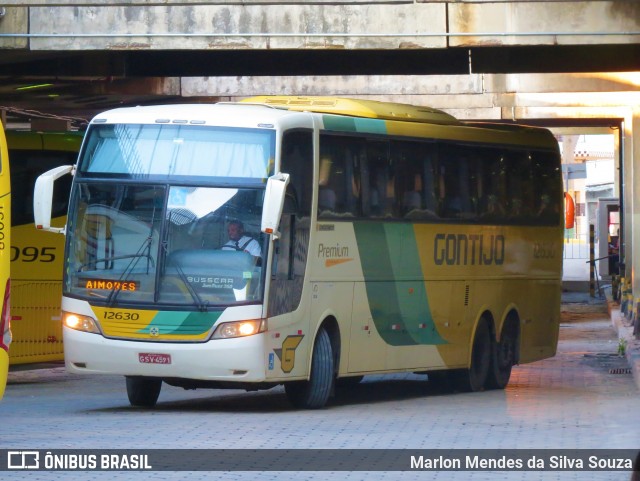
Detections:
[455, 319, 491, 392]
[486, 319, 518, 390]
[126, 376, 162, 407]
[285, 328, 334, 409]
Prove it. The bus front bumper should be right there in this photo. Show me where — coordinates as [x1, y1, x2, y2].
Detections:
[63, 326, 268, 382]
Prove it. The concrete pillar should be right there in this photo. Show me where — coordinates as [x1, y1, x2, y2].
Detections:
[621, 116, 633, 312]
[630, 109, 640, 328]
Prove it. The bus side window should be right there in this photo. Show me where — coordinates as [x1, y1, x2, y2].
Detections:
[532, 151, 562, 226]
[422, 154, 439, 215]
[269, 129, 312, 316]
[280, 130, 312, 217]
[318, 135, 364, 218]
[507, 151, 534, 222]
[438, 143, 465, 219]
[438, 150, 463, 220]
[476, 148, 507, 221]
[391, 140, 440, 220]
[272, 187, 298, 280]
[365, 141, 393, 218]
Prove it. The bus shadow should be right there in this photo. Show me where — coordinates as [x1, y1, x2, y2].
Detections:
[331, 377, 458, 407]
[96, 375, 464, 414]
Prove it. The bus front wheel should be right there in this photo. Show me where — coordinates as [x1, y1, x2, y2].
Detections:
[126, 376, 162, 407]
[284, 328, 334, 409]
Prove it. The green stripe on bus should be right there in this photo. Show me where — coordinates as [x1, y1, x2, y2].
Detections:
[354, 223, 413, 345]
[384, 223, 446, 345]
[354, 118, 388, 134]
[139, 311, 222, 336]
[323, 115, 387, 134]
[353, 222, 446, 346]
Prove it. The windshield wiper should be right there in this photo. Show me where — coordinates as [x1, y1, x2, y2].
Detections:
[105, 199, 161, 307]
[160, 216, 209, 312]
[106, 233, 155, 307]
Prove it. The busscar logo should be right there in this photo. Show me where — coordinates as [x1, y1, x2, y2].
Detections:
[8, 451, 40, 469]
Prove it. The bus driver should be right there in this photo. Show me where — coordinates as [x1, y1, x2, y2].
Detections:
[221, 220, 261, 259]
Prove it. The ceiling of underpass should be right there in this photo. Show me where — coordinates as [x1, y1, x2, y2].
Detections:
[2, 43, 640, 127]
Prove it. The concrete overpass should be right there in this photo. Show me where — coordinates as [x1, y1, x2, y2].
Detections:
[1, 0, 640, 332]
[1, 1, 640, 117]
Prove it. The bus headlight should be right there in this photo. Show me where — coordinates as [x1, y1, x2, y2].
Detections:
[63, 312, 100, 334]
[211, 319, 266, 339]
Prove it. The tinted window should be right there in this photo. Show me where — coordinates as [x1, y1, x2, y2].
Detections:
[318, 135, 364, 218]
[318, 133, 561, 226]
[11, 151, 76, 225]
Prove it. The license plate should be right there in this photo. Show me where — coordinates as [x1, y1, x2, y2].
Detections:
[138, 353, 172, 364]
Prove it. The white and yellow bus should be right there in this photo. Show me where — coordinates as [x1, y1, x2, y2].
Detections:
[0, 121, 12, 399]
[8, 130, 83, 364]
[33, 97, 563, 409]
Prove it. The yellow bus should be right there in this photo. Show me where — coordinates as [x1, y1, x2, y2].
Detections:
[33, 97, 563, 409]
[7, 130, 83, 364]
[0, 122, 11, 399]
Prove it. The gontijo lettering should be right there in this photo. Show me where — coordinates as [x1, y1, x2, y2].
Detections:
[434, 234, 505, 266]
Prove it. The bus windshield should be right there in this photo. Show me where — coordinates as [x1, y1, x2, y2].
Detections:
[79, 124, 274, 179]
[65, 183, 266, 308]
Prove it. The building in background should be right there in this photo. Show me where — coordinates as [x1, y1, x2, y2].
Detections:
[558, 133, 618, 289]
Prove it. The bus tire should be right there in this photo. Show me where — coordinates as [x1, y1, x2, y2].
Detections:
[455, 319, 491, 392]
[486, 319, 518, 390]
[284, 328, 334, 409]
[126, 376, 162, 407]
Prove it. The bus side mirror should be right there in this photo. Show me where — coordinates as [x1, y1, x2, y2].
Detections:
[33, 165, 74, 234]
[261, 172, 290, 239]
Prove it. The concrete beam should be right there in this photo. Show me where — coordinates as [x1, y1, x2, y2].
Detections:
[180, 72, 640, 120]
[449, 1, 640, 46]
[0, 6, 27, 49]
[485, 73, 640, 95]
[2, 1, 639, 52]
[181, 75, 484, 97]
[26, 4, 447, 50]
[182, 72, 640, 99]
[1, 1, 412, 4]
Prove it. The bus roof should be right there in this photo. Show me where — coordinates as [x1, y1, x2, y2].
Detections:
[242, 97, 558, 148]
[242, 96, 459, 126]
[89, 100, 557, 150]
[90, 103, 298, 127]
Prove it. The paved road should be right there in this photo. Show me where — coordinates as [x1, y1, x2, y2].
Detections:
[1, 294, 638, 480]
